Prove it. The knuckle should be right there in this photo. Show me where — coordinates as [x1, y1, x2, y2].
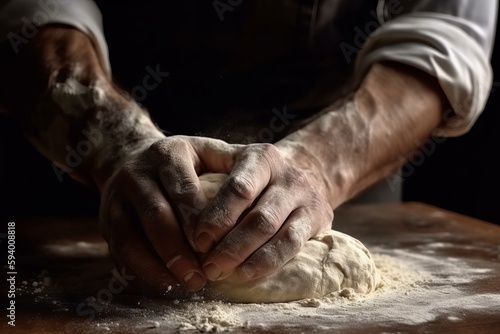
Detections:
[151, 138, 196, 175]
[142, 201, 167, 224]
[171, 178, 200, 198]
[248, 247, 281, 275]
[256, 143, 282, 165]
[117, 161, 139, 181]
[253, 210, 280, 238]
[148, 139, 170, 155]
[170, 136, 191, 151]
[227, 175, 256, 200]
[288, 169, 308, 188]
[214, 239, 247, 265]
[284, 223, 309, 252]
[148, 137, 191, 160]
[259, 143, 279, 156]
[305, 197, 333, 230]
[215, 213, 236, 231]
[222, 249, 247, 265]
[311, 195, 334, 222]
[308, 192, 325, 210]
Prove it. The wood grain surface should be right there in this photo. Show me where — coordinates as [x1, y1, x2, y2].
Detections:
[1, 202, 499, 333]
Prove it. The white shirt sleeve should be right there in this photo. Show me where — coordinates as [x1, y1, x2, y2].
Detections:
[355, 0, 498, 137]
[0, 0, 110, 74]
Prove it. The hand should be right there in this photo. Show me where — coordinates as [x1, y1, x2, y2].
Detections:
[0, 25, 107, 117]
[98, 135, 240, 294]
[98, 134, 333, 294]
[195, 141, 334, 283]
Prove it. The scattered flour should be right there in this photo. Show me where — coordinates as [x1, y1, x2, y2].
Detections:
[19, 237, 500, 332]
[144, 248, 498, 332]
[177, 304, 245, 332]
[16, 269, 54, 296]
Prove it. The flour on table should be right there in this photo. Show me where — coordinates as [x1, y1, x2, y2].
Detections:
[198, 173, 382, 303]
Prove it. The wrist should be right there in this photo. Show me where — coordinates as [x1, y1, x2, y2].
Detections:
[276, 98, 372, 208]
[274, 137, 352, 209]
[1, 25, 170, 189]
[1, 25, 108, 117]
[78, 101, 167, 190]
[89, 131, 167, 191]
[34, 71, 166, 189]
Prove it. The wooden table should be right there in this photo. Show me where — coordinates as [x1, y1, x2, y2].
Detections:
[2, 202, 499, 333]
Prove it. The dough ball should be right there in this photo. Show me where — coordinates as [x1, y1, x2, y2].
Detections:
[197, 173, 381, 303]
[199, 173, 228, 200]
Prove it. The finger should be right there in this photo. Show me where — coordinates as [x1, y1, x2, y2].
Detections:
[236, 207, 323, 282]
[108, 246, 179, 297]
[239, 201, 334, 282]
[105, 200, 185, 296]
[195, 145, 277, 253]
[127, 177, 207, 292]
[147, 139, 208, 247]
[155, 151, 208, 249]
[153, 136, 241, 248]
[201, 186, 297, 281]
[186, 136, 243, 172]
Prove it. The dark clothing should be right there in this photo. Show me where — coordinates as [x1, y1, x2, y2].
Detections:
[96, 0, 377, 141]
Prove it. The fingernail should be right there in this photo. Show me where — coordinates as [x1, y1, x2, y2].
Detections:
[196, 232, 215, 253]
[240, 264, 257, 279]
[183, 272, 205, 291]
[204, 262, 224, 281]
[166, 255, 181, 269]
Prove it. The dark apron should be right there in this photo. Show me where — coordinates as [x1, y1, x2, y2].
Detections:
[0, 0, 395, 219]
[96, 0, 379, 142]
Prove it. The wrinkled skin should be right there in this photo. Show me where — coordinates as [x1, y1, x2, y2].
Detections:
[99, 135, 333, 293]
[2, 26, 445, 297]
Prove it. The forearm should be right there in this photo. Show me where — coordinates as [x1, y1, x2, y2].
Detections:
[0, 26, 165, 188]
[277, 62, 446, 208]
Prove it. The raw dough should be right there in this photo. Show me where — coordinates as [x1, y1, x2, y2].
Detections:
[198, 173, 381, 303]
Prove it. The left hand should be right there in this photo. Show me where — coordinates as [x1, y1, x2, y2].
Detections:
[195, 141, 334, 282]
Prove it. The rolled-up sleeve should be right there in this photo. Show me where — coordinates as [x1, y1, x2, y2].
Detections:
[355, 0, 498, 137]
[0, 0, 110, 73]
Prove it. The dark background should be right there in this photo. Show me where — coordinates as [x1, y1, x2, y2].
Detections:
[1, 8, 499, 224]
[402, 20, 500, 224]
